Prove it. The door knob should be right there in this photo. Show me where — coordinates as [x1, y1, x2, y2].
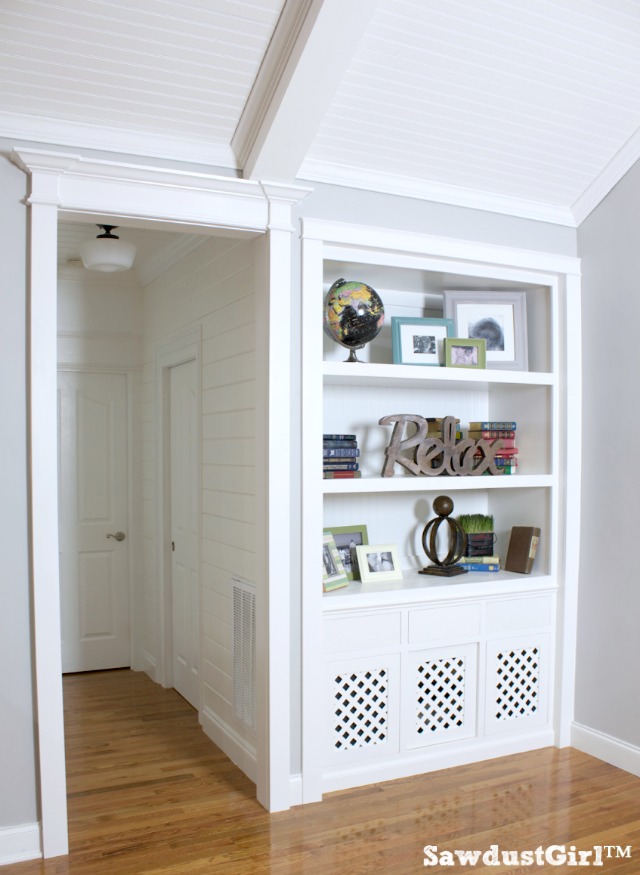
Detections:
[106, 531, 126, 542]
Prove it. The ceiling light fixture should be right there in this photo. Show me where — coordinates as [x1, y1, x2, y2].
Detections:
[78, 224, 137, 273]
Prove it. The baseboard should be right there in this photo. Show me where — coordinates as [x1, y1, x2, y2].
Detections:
[572, 722, 640, 777]
[201, 706, 257, 784]
[322, 729, 554, 795]
[289, 773, 303, 807]
[0, 823, 41, 865]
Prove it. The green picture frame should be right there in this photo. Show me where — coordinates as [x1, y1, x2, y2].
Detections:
[444, 337, 487, 369]
[322, 531, 349, 592]
[324, 524, 369, 581]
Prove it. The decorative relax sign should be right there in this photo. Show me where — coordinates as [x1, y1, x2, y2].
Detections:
[379, 414, 505, 477]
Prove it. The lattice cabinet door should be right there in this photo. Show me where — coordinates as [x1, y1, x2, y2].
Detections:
[404, 644, 478, 749]
[325, 653, 401, 766]
[483, 634, 550, 736]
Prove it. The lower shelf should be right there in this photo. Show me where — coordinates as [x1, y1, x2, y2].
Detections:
[322, 568, 555, 610]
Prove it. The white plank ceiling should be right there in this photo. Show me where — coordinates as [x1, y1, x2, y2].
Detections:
[3, 0, 640, 225]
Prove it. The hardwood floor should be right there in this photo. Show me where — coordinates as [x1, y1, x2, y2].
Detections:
[5, 669, 640, 874]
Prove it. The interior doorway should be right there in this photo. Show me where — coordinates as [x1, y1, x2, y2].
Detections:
[20, 150, 298, 857]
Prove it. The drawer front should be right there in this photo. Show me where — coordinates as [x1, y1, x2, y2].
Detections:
[408, 603, 481, 644]
[323, 611, 402, 655]
[485, 595, 553, 635]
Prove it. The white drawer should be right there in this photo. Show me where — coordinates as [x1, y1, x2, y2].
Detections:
[409, 603, 481, 644]
[486, 595, 553, 635]
[324, 611, 402, 655]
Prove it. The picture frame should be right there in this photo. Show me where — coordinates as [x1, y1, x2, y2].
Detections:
[322, 531, 349, 592]
[355, 543, 403, 583]
[324, 524, 369, 581]
[391, 316, 454, 366]
[444, 337, 487, 369]
[443, 290, 528, 371]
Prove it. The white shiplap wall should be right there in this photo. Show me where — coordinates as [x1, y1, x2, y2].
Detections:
[141, 233, 257, 758]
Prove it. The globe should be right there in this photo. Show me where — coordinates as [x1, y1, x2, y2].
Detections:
[323, 278, 385, 362]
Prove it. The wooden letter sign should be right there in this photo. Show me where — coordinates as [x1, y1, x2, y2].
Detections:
[379, 414, 504, 477]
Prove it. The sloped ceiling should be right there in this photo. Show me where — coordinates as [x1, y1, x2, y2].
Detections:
[3, 0, 640, 226]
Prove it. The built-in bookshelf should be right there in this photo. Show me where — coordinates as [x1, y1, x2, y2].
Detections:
[300, 218, 581, 802]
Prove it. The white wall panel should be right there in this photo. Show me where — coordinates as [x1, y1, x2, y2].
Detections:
[142, 233, 258, 753]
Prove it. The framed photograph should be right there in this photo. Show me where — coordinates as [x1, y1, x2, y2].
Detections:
[355, 543, 403, 583]
[324, 524, 369, 581]
[444, 337, 486, 369]
[443, 290, 528, 371]
[391, 316, 454, 366]
[322, 532, 349, 592]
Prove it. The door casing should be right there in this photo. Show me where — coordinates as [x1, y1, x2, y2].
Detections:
[14, 148, 308, 858]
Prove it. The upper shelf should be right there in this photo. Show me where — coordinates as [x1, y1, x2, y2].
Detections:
[322, 474, 554, 494]
[322, 361, 555, 390]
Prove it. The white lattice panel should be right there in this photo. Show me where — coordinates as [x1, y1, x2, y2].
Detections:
[495, 647, 540, 721]
[334, 668, 389, 750]
[325, 654, 400, 765]
[406, 644, 477, 749]
[485, 635, 550, 735]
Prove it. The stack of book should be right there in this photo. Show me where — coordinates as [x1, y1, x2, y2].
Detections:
[455, 555, 500, 572]
[323, 433, 361, 479]
[468, 420, 518, 475]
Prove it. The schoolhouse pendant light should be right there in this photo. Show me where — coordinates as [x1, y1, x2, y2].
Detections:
[78, 224, 137, 272]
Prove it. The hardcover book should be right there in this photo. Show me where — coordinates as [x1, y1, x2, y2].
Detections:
[504, 526, 540, 574]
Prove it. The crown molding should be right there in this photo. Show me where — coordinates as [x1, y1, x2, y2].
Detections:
[571, 126, 640, 226]
[12, 148, 311, 234]
[298, 159, 577, 228]
[0, 110, 238, 170]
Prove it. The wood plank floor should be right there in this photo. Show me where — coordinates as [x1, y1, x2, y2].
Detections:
[6, 669, 640, 874]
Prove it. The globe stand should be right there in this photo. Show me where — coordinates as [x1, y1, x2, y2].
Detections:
[418, 495, 468, 577]
[344, 346, 365, 363]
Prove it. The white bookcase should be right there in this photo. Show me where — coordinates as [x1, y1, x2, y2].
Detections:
[300, 219, 581, 803]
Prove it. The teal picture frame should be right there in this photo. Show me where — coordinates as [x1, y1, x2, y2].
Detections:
[391, 316, 455, 366]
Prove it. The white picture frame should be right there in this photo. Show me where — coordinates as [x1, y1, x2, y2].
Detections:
[355, 543, 403, 583]
[443, 290, 528, 371]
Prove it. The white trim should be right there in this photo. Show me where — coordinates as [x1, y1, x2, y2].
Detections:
[322, 730, 554, 794]
[154, 328, 202, 697]
[572, 125, 640, 226]
[0, 823, 42, 865]
[289, 774, 303, 807]
[29, 199, 69, 859]
[572, 723, 640, 778]
[201, 707, 258, 785]
[300, 218, 582, 277]
[0, 110, 238, 170]
[298, 160, 577, 227]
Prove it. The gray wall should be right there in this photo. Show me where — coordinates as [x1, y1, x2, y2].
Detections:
[0, 151, 38, 826]
[0, 137, 579, 837]
[575, 161, 640, 745]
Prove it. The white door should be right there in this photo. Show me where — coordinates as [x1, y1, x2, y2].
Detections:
[169, 360, 200, 708]
[58, 371, 130, 672]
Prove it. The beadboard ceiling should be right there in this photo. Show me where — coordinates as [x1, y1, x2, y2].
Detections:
[3, 0, 640, 226]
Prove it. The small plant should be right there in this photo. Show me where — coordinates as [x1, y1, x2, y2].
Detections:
[457, 513, 494, 533]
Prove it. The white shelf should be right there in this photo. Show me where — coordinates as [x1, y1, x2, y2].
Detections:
[322, 474, 553, 494]
[323, 360, 555, 390]
[322, 568, 556, 611]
